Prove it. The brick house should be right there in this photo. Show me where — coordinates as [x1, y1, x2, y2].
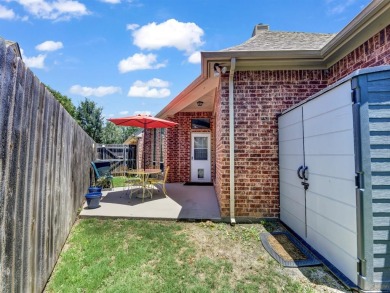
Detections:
[146, 0, 390, 222]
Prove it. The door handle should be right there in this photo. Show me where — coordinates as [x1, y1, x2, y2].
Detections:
[303, 166, 309, 181]
[297, 166, 304, 179]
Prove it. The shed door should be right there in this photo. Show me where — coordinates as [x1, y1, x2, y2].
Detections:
[279, 107, 306, 237]
[280, 81, 357, 284]
[303, 81, 357, 284]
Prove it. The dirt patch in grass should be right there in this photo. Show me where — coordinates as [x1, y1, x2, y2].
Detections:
[184, 221, 349, 293]
[268, 234, 307, 261]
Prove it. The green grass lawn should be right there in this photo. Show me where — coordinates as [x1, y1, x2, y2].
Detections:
[45, 219, 346, 293]
[112, 176, 127, 188]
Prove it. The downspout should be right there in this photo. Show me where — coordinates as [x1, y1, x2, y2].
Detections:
[229, 58, 236, 225]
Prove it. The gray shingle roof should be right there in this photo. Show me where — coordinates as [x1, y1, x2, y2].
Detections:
[221, 30, 336, 52]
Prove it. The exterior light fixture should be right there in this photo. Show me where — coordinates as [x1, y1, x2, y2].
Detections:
[197, 101, 204, 107]
[213, 63, 227, 77]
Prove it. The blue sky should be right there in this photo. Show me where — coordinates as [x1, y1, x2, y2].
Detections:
[1, 0, 371, 120]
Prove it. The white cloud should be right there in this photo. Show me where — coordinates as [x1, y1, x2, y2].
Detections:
[188, 51, 201, 64]
[119, 110, 129, 115]
[134, 110, 152, 116]
[102, 113, 115, 118]
[126, 23, 139, 31]
[69, 85, 122, 97]
[326, 0, 358, 14]
[118, 53, 166, 73]
[127, 78, 170, 98]
[0, 5, 16, 19]
[12, 0, 89, 20]
[24, 55, 46, 68]
[21, 49, 46, 69]
[132, 19, 204, 54]
[36, 40, 63, 51]
[100, 0, 121, 4]
[145, 78, 169, 88]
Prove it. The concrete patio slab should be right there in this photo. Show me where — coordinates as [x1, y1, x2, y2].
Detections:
[79, 183, 221, 220]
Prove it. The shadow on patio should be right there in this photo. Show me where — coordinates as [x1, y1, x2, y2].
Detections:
[79, 183, 221, 221]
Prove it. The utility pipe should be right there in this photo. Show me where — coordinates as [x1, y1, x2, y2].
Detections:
[229, 58, 236, 225]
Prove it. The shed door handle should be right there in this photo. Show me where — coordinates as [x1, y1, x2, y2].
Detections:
[303, 166, 309, 181]
[297, 166, 304, 179]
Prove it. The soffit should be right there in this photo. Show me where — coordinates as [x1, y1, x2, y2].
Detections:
[156, 76, 219, 119]
[180, 88, 215, 112]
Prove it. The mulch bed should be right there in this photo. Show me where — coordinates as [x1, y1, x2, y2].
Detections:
[260, 232, 322, 267]
[267, 234, 307, 261]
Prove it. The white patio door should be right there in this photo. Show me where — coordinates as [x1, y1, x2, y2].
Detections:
[191, 133, 211, 182]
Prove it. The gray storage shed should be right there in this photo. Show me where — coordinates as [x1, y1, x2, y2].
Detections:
[279, 66, 390, 291]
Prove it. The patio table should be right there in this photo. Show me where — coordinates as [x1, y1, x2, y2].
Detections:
[127, 169, 161, 201]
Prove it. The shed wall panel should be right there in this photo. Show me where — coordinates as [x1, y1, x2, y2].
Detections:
[354, 69, 390, 291]
[303, 81, 357, 284]
[279, 107, 305, 235]
[368, 107, 390, 118]
[306, 173, 356, 206]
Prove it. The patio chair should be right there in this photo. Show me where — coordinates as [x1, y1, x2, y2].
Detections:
[148, 166, 169, 197]
[125, 169, 142, 198]
[91, 161, 114, 188]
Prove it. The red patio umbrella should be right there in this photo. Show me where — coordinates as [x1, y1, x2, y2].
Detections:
[108, 114, 178, 170]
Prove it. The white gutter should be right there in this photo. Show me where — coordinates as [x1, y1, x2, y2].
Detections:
[229, 58, 236, 225]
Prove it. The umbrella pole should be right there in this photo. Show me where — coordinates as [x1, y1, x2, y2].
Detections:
[143, 125, 146, 170]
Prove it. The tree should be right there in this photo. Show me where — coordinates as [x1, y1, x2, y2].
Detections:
[45, 85, 77, 119]
[101, 122, 138, 144]
[120, 125, 138, 143]
[102, 121, 122, 144]
[76, 98, 104, 143]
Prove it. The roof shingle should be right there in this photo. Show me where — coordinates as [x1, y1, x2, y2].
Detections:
[221, 30, 336, 52]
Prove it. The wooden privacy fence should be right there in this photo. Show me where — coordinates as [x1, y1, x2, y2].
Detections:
[96, 144, 137, 174]
[0, 38, 95, 292]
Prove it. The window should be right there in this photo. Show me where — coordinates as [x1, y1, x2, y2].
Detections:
[191, 118, 210, 129]
[194, 137, 208, 160]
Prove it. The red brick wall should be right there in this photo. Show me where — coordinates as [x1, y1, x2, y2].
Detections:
[162, 24, 390, 219]
[165, 112, 214, 183]
[216, 25, 390, 219]
[328, 24, 390, 83]
[137, 128, 164, 169]
[150, 128, 164, 169]
[136, 130, 153, 169]
[136, 133, 143, 169]
[217, 70, 328, 218]
[215, 86, 227, 213]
